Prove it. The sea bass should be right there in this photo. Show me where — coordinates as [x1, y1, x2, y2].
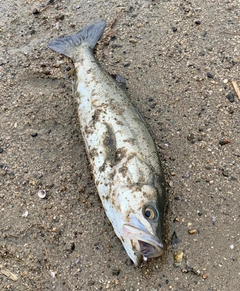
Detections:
[48, 21, 166, 266]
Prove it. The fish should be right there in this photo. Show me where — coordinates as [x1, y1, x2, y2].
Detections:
[48, 21, 166, 266]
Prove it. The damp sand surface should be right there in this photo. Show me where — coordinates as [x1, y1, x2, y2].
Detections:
[0, 1, 239, 290]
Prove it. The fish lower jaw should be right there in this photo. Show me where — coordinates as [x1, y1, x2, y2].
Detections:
[132, 241, 164, 267]
[138, 240, 164, 258]
[123, 237, 164, 266]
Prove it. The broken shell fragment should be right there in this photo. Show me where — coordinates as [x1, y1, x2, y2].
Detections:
[22, 210, 29, 217]
[37, 190, 46, 199]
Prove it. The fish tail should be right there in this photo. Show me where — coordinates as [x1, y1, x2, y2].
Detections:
[48, 21, 106, 58]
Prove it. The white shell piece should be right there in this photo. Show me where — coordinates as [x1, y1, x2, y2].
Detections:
[37, 190, 46, 199]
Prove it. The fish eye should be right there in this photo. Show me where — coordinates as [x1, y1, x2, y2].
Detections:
[143, 204, 158, 221]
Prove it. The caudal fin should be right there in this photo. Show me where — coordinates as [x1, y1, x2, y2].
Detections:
[48, 21, 106, 58]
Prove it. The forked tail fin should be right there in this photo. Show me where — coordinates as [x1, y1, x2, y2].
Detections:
[48, 21, 106, 58]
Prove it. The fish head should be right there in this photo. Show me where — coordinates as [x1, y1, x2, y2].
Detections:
[112, 182, 165, 266]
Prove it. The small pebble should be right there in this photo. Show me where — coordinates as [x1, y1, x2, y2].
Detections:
[112, 268, 121, 276]
[173, 250, 184, 266]
[49, 270, 55, 278]
[188, 229, 198, 235]
[0, 148, 3, 153]
[31, 132, 38, 137]
[219, 139, 230, 146]
[105, 283, 110, 289]
[129, 38, 138, 44]
[172, 27, 177, 32]
[207, 72, 214, 78]
[32, 8, 40, 15]
[195, 20, 201, 25]
[70, 242, 75, 252]
[202, 273, 208, 280]
[226, 93, 234, 103]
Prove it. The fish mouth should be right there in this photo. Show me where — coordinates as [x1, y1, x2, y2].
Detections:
[138, 240, 162, 258]
[123, 223, 164, 259]
[122, 214, 164, 263]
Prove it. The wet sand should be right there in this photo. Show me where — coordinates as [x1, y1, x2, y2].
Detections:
[0, 1, 239, 290]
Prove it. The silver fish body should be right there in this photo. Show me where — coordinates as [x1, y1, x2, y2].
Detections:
[49, 21, 166, 266]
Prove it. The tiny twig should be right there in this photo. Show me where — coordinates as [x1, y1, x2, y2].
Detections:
[232, 81, 240, 100]
[98, 8, 124, 46]
[0, 265, 18, 281]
